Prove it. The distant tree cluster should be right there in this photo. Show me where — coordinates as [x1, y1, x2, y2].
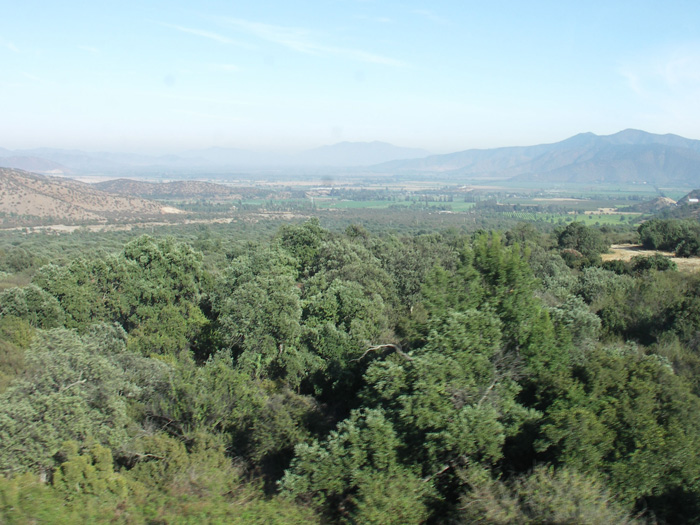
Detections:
[638, 218, 700, 257]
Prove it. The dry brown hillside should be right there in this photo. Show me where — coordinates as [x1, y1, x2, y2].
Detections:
[0, 168, 184, 225]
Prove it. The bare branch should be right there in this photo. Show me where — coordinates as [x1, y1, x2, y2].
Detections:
[131, 452, 166, 461]
[477, 378, 498, 407]
[422, 464, 451, 483]
[352, 343, 414, 362]
[59, 376, 86, 392]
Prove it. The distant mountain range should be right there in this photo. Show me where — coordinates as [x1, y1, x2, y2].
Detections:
[3, 130, 700, 185]
[374, 130, 700, 185]
[0, 141, 430, 175]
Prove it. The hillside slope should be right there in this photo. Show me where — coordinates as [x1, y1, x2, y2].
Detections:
[0, 168, 184, 224]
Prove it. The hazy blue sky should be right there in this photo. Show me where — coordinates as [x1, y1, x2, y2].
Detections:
[2, 1, 699, 153]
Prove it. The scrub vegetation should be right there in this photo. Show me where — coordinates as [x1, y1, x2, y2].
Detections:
[1, 198, 700, 523]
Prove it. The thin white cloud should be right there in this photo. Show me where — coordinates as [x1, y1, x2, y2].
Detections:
[659, 54, 700, 86]
[171, 108, 244, 121]
[0, 80, 26, 88]
[21, 72, 45, 83]
[0, 38, 20, 53]
[353, 14, 394, 24]
[620, 46, 700, 123]
[160, 22, 253, 49]
[620, 69, 643, 97]
[210, 63, 241, 72]
[78, 45, 100, 55]
[219, 17, 406, 67]
[412, 9, 450, 26]
[621, 47, 700, 98]
[157, 92, 248, 106]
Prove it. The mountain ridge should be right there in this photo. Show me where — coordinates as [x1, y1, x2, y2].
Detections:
[372, 129, 700, 185]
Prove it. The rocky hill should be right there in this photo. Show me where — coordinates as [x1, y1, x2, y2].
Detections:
[625, 196, 677, 213]
[0, 168, 184, 225]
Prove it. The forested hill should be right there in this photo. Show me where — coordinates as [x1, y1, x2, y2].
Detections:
[94, 178, 246, 200]
[374, 129, 700, 185]
[0, 168, 184, 224]
[2, 220, 700, 522]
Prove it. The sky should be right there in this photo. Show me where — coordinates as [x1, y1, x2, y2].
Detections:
[2, 1, 700, 154]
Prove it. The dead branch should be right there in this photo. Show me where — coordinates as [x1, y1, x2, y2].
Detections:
[352, 343, 414, 362]
[131, 452, 166, 461]
[422, 464, 451, 483]
[477, 378, 498, 407]
[59, 375, 86, 392]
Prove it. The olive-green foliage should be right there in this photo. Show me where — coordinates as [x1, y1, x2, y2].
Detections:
[309, 236, 397, 320]
[579, 266, 634, 305]
[676, 235, 700, 257]
[538, 346, 700, 504]
[630, 253, 677, 273]
[277, 217, 326, 273]
[459, 465, 641, 524]
[602, 258, 632, 275]
[214, 227, 397, 394]
[362, 310, 532, 472]
[281, 408, 435, 524]
[506, 222, 545, 247]
[548, 295, 601, 360]
[529, 245, 578, 301]
[0, 246, 35, 273]
[53, 442, 128, 500]
[301, 275, 390, 397]
[123, 432, 319, 523]
[213, 246, 319, 386]
[591, 269, 700, 345]
[33, 235, 208, 356]
[577, 267, 636, 338]
[0, 316, 33, 392]
[126, 301, 207, 358]
[638, 218, 700, 256]
[0, 473, 92, 524]
[157, 352, 318, 463]
[6, 220, 700, 523]
[368, 232, 459, 310]
[0, 324, 170, 474]
[557, 221, 609, 267]
[0, 435, 318, 524]
[603, 254, 679, 276]
[0, 284, 65, 328]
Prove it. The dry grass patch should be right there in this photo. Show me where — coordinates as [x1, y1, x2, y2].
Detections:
[603, 244, 700, 272]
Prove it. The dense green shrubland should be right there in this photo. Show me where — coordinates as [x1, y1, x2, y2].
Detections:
[1, 220, 700, 522]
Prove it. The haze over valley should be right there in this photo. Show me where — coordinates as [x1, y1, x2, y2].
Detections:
[3, 129, 700, 187]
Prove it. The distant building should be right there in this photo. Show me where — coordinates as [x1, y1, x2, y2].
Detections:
[689, 198, 699, 204]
